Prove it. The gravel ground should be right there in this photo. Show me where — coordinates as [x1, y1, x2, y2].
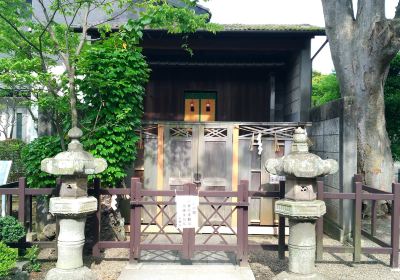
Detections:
[30, 247, 129, 280]
[249, 234, 400, 280]
[30, 222, 400, 280]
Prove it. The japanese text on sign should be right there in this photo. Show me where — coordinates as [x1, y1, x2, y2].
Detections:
[175, 195, 199, 230]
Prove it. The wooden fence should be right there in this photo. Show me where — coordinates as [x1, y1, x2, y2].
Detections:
[316, 175, 400, 268]
[0, 176, 399, 268]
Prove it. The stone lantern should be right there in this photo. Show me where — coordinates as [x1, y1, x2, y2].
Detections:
[41, 127, 107, 280]
[265, 127, 338, 280]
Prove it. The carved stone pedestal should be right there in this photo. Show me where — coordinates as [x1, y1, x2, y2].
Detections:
[45, 197, 97, 280]
[274, 200, 329, 280]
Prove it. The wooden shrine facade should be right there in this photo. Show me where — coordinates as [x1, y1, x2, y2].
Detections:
[131, 25, 323, 226]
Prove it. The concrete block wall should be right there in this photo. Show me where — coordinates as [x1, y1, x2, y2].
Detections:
[309, 97, 357, 241]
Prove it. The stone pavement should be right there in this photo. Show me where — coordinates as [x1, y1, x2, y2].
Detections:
[118, 250, 255, 280]
[118, 234, 254, 280]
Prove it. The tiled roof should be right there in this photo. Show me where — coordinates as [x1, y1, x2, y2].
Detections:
[220, 24, 325, 34]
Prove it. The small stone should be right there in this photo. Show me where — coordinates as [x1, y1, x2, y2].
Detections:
[42, 223, 57, 240]
[15, 260, 29, 272]
[26, 232, 37, 242]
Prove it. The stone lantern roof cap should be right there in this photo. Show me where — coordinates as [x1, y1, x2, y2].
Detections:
[265, 127, 338, 178]
[41, 127, 107, 175]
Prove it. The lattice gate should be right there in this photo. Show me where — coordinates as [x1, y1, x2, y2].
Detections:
[130, 178, 249, 265]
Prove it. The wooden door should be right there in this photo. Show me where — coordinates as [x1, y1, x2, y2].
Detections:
[184, 92, 216, 122]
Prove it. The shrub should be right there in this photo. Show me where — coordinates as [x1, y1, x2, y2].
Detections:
[21, 136, 62, 188]
[78, 39, 150, 187]
[0, 242, 17, 276]
[0, 139, 26, 183]
[0, 216, 25, 243]
[25, 245, 41, 272]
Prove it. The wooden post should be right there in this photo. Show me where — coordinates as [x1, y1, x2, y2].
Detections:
[6, 194, 12, 216]
[231, 125, 239, 227]
[353, 175, 362, 263]
[18, 177, 26, 227]
[156, 125, 164, 226]
[131, 178, 142, 261]
[237, 181, 244, 264]
[278, 180, 286, 260]
[316, 181, 324, 262]
[371, 200, 377, 236]
[390, 182, 400, 268]
[92, 178, 101, 258]
[28, 195, 33, 233]
[240, 180, 249, 266]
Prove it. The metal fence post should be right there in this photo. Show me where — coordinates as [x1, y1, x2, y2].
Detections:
[316, 180, 324, 262]
[390, 182, 400, 268]
[353, 175, 362, 263]
[278, 180, 286, 260]
[92, 178, 101, 257]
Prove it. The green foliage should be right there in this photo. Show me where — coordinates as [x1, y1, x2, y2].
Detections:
[0, 242, 17, 276]
[0, 0, 220, 188]
[0, 216, 25, 243]
[0, 139, 26, 182]
[25, 245, 41, 272]
[77, 37, 150, 187]
[384, 54, 400, 161]
[121, 0, 220, 49]
[21, 136, 62, 188]
[312, 71, 340, 106]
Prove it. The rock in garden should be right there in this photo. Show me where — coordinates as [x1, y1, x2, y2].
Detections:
[42, 223, 56, 240]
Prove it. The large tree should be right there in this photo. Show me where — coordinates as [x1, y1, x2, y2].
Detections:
[321, 1, 400, 190]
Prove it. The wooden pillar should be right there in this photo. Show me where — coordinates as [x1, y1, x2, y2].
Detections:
[156, 125, 164, 226]
[231, 125, 239, 227]
[269, 74, 276, 122]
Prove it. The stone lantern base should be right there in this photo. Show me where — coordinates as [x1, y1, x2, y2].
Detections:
[46, 197, 97, 280]
[274, 200, 330, 280]
[45, 267, 96, 280]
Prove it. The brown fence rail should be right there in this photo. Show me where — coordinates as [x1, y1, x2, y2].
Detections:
[1, 176, 399, 268]
[316, 174, 400, 268]
[0, 177, 58, 249]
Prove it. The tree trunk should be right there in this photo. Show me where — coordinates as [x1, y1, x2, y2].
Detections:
[355, 69, 393, 191]
[332, 39, 393, 191]
[321, 0, 397, 192]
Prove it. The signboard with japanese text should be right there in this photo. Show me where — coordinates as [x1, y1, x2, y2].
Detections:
[175, 195, 199, 230]
[0, 161, 12, 217]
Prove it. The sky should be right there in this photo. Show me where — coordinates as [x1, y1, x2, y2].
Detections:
[199, 0, 399, 74]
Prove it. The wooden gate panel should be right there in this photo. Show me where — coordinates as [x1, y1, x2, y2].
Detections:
[143, 136, 158, 223]
[198, 124, 232, 225]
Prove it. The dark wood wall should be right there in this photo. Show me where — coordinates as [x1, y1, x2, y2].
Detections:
[144, 66, 273, 122]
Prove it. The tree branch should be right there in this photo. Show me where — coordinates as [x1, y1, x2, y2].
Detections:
[357, 0, 385, 24]
[396, 0, 400, 18]
[0, 13, 41, 53]
[87, 6, 129, 29]
[75, 3, 91, 56]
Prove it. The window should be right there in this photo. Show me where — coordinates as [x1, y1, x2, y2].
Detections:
[16, 113, 22, 140]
